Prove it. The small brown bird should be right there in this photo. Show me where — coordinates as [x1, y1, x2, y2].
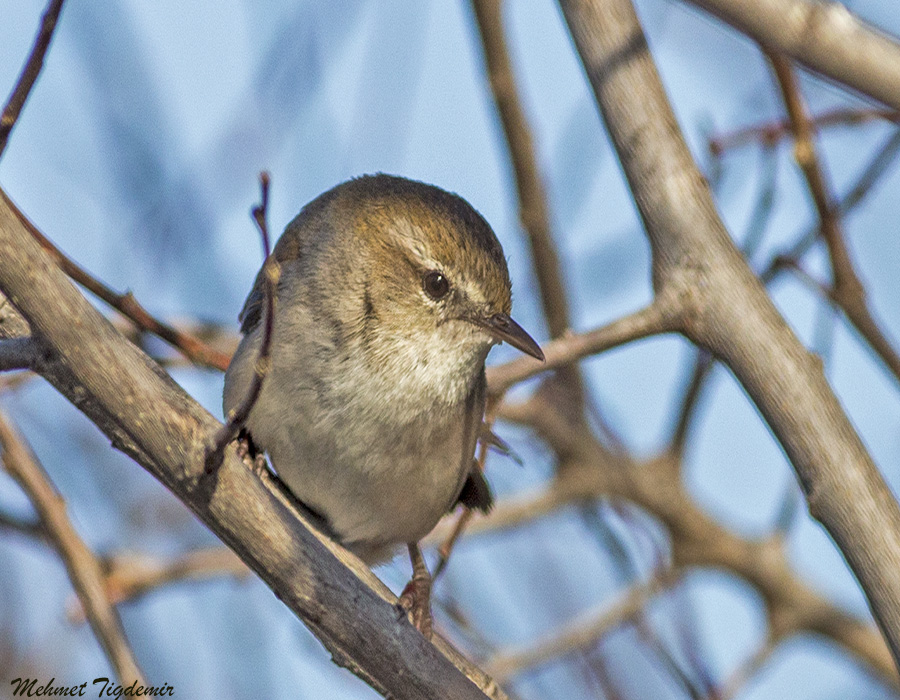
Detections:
[224, 174, 543, 634]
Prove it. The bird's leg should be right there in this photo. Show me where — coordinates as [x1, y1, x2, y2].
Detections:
[397, 542, 433, 639]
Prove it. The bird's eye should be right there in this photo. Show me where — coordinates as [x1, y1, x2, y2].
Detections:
[422, 270, 450, 300]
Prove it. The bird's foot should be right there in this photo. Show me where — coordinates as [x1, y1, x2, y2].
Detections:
[236, 430, 268, 479]
[397, 578, 433, 640]
[397, 543, 433, 639]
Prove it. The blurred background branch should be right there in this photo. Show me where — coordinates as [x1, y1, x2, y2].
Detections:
[768, 52, 900, 387]
[0, 408, 145, 686]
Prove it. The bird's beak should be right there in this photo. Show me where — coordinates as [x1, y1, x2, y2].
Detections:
[476, 313, 545, 361]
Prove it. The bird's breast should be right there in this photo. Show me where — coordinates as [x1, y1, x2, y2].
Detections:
[267, 389, 474, 561]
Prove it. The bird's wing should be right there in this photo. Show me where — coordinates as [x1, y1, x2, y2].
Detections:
[237, 183, 345, 335]
[237, 266, 268, 335]
[237, 215, 309, 335]
[452, 370, 494, 514]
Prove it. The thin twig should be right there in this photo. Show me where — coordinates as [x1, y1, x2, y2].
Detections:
[769, 53, 900, 388]
[773, 257, 830, 297]
[760, 129, 900, 286]
[432, 454, 484, 581]
[740, 143, 780, 262]
[206, 173, 278, 472]
[484, 572, 676, 682]
[0, 409, 145, 685]
[768, 55, 842, 275]
[0, 0, 65, 158]
[718, 635, 777, 700]
[668, 580, 718, 699]
[102, 317, 237, 374]
[583, 649, 627, 700]
[433, 508, 473, 582]
[669, 349, 714, 455]
[708, 107, 899, 156]
[486, 299, 676, 395]
[0, 506, 44, 539]
[6, 196, 230, 371]
[613, 512, 712, 699]
[433, 395, 506, 580]
[633, 612, 706, 700]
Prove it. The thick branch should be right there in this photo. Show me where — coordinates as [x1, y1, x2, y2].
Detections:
[683, 0, 900, 112]
[559, 0, 900, 669]
[0, 409, 145, 685]
[0, 188, 506, 700]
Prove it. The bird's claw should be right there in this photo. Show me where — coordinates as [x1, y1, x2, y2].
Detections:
[236, 432, 269, 479]
[397, 575, 433, 640]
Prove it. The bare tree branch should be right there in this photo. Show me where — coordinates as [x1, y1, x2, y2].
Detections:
[485, 572, 676, 682]
[683, 0, 900, 111]
[759, 127, 900, 285]
[427, 441, 898, 689]
[0, 0, 65, 158]
[0, 408, 145, 685]
[668, 140, 783, 458]
[486, 298, 677, 395]
[708, 107, 900, 156]
[0, 337, 38, 371]
[558, 0, 900, 670]
[0, 505, 43, 539]
[469, 0, 585, 413]
[5, 197, 231, 371]
[68, 548, 251, 621]
[768, 53, 900, 388]
[206, 173, 277, 472]
[669, 349, 713, 455]
[469, 0, 570, 339]
[718, 635, 777, 700]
